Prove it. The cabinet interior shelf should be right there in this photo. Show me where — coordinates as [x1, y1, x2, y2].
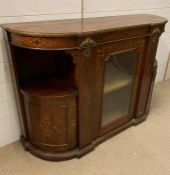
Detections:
[104, 63, 133, 94]
[21, 78, 75, 97]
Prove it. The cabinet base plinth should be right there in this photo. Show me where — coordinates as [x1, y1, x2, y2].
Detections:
[20, 136, 79, 161]
[20, 114, 148, 161]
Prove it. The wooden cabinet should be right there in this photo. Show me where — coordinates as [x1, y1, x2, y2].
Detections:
[21, 85, 77, 153]
[1, 14, 167, 161]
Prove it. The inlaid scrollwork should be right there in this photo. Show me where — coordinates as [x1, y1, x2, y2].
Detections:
[39, 119, 57, 137]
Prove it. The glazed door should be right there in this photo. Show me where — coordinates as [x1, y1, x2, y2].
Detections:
[101, 49, 139, 134]
[76, 36, 146, 147]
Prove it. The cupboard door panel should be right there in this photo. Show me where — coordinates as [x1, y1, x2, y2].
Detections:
[91, 38, 146, 134]
[101, 49, 138, 133]
[25, 103, 77, 152]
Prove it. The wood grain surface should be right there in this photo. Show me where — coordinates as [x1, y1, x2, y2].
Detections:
[1, 14, 167, 37]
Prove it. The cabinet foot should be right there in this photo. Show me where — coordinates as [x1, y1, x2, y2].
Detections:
[132, 115, 147, 126]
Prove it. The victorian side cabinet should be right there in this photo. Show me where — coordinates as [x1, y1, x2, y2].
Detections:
[1, 14, 167, 161]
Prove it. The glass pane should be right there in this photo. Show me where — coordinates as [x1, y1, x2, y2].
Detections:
[102, 50, 137, 127]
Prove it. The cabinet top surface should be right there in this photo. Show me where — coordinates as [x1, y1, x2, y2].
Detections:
[1, 14, 167, 37]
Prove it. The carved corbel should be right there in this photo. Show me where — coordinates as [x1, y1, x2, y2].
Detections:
[150, 27, 161, 41]
[80, 37, 96, 58]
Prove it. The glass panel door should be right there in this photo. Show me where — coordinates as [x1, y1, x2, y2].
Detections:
[102, 50, 137, 127]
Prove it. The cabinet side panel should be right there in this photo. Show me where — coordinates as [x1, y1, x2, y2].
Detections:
[136, 27, 162, 117]
[145, 60, 157, 115]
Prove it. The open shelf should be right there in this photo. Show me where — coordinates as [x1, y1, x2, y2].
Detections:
[104, 62, 133, 94]
[13, 47, 76, 88]
[21, 77, 76, 97]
